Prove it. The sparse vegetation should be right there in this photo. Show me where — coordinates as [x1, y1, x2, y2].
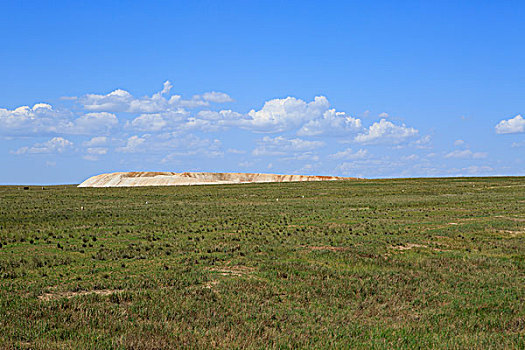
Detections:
[0, 177, 524, 348]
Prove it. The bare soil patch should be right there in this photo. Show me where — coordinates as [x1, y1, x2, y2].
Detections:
[39, 289, 121, 301]
[306, 245, 350, 252]
[208, 265, 255, 276]
[390, 243, 428, 251]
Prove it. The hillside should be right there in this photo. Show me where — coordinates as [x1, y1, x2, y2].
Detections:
[78, 171, 358, 187]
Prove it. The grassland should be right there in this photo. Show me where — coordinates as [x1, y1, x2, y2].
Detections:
[0, 177, 524, 349]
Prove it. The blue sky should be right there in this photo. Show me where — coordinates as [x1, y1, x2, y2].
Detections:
[1, 1, 523, 184]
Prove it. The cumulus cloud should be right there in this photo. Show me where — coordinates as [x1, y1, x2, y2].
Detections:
[83, 136, 108, 147]
[354, 119, 418, 144]
[198, 109, 242, 121]
[81, 89, 134, 112]
[115, 132, 224, 160]
[130, 109, 191, 132]
[13, 137, 73, 155]
[0, 103, 118, 136]
[241, 96, 330, 133]
[454, 139, 465, 146]
[69, 112, 118, 134]
[160, 137, 224, 161]
[80, 81, 232, 114]
[252, 136, 324, 156]
[86, 147, 108, 155]
[444, 149, 487, 159]
[411, 135, 432, 149]
[297, 109, 362, 136]
[83, 147, 108, 161]
[329, 148, 368, 160]
[130, 114, 168, 132]
[116, 135, 146, 153]
[202, 92, 233, 103]
[495, 115, 525, 134]
[0, 103, 71, 135]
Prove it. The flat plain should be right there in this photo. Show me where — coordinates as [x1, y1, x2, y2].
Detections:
[0, 177, 524, 349]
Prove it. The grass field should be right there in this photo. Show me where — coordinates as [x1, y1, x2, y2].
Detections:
[0, 177, 524, 349]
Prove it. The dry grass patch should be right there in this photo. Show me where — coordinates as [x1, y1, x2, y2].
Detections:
[306, 245, 350, 252]
[390, 243, 428, 251]
[208, 265, 255, 276]
[39, 289, 122, 301]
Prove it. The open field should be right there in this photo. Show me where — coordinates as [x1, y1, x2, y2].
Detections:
[0, 177, 524, 349]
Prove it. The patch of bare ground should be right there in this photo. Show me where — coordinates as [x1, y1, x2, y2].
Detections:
[208, 265, 255, 276]
[494, 215, 525, 222]
[39, 289, 121, 301]
[305, 245, 350, 252]
[498, 230, 525, 237]
[390, 243, 428, 251]
[203, 280, 219, 289]
[485, 184, 525, 189]
[390, 243, 450, 252]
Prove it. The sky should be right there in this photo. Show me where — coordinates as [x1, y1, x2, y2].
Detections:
[0, 1, 524, 184]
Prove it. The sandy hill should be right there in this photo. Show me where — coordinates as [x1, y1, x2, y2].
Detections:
[78, 171, 358, 187]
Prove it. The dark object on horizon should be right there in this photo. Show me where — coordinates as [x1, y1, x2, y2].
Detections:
[23, 187, 29, 190]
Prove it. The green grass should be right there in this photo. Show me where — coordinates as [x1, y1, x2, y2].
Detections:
[0, 177, 524, 349]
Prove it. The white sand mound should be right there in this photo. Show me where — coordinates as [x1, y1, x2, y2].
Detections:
[78, 171, 358, 187]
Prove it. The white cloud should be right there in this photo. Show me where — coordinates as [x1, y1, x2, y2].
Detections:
[83, 136, 108, 147]
[444, 149, 487, 159]
[461, 165, 494, 174]
[280, 152, 320, 162]
[130, 113, 167, 132]
[354, 119, 418, 144]
[129, 109, 190, 132]
[86, 147, 108, 155]
[242, 96, 330, 133]
[82, 155, 99, 161]
[115, 132, 224, 160]
[198, 109, 242, 121]
[411, 135, 432, 149]
[495, 115, 525, 134]
[70, 112, 118, 134]
[202, 92, 233, 103]
[297, 109, 362, 136]
[238, 161, 254, 168]
[80, 81, 230, 114]
[329, 148, 368, 160]
[81, 89, 134, 112]
[402, 154, 419, 161]
[252, 136, 324, 156]
[116, 135, 146, 153]
[0, 103, 118, 136]
[454, 139, 465, 146]
[0, 103, 71, 135]
[13, 137, 73, 155]
[82, 147, 108, 161]
[227, 148, 246, 154]
[160, 137, 223, 161]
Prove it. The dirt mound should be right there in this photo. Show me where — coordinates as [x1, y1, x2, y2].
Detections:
[78, 172, 359, 187]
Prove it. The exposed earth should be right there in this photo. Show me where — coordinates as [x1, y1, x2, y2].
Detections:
[78, 171, 359, 187]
